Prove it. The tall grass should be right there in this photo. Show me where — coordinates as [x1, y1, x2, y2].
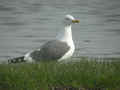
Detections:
[0, 58, 120, 90]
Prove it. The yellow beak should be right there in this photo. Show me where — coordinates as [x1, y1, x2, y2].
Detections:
[72, 20, 80, 23]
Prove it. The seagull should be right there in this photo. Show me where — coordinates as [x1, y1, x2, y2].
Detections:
[8, 15, 79, 63]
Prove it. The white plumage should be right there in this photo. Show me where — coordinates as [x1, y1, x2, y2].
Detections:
[8, 15, 79, 63]
[24, 14, 79, 62]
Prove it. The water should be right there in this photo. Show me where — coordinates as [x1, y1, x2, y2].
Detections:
[0, 0, 120, 60]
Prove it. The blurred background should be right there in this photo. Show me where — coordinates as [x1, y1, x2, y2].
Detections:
[0, 0, 120, 61]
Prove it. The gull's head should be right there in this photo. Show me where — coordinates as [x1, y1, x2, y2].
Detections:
[64, 14, 80, 25]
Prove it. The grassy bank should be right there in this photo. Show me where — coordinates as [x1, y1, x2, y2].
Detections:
[0, 58, 120, 90]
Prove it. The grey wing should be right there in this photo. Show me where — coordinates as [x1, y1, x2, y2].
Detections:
[30, 40, 70, 61]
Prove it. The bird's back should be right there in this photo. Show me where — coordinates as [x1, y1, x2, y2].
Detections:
[29, 40, 70, 61]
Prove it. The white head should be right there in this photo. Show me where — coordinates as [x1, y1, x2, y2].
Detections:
[64, 14, 80, 25]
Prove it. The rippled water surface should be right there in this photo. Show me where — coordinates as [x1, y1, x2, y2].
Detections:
[0, 0, 120, 60]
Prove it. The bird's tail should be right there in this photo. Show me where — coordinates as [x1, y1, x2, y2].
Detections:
[8, 56, 25, 64]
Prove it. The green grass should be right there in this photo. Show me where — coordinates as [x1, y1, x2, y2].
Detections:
[0, 58, 120, 90]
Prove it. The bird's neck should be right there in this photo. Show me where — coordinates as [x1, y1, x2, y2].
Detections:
[56, 25, 73, 43]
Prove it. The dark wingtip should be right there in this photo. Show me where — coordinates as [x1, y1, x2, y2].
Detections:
[8, 56, 25, 64]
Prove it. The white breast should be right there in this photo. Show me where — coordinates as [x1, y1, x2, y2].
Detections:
[57, 25, 75, 61]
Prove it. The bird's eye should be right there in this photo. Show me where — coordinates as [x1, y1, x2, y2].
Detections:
[66, 18, 70, 20]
